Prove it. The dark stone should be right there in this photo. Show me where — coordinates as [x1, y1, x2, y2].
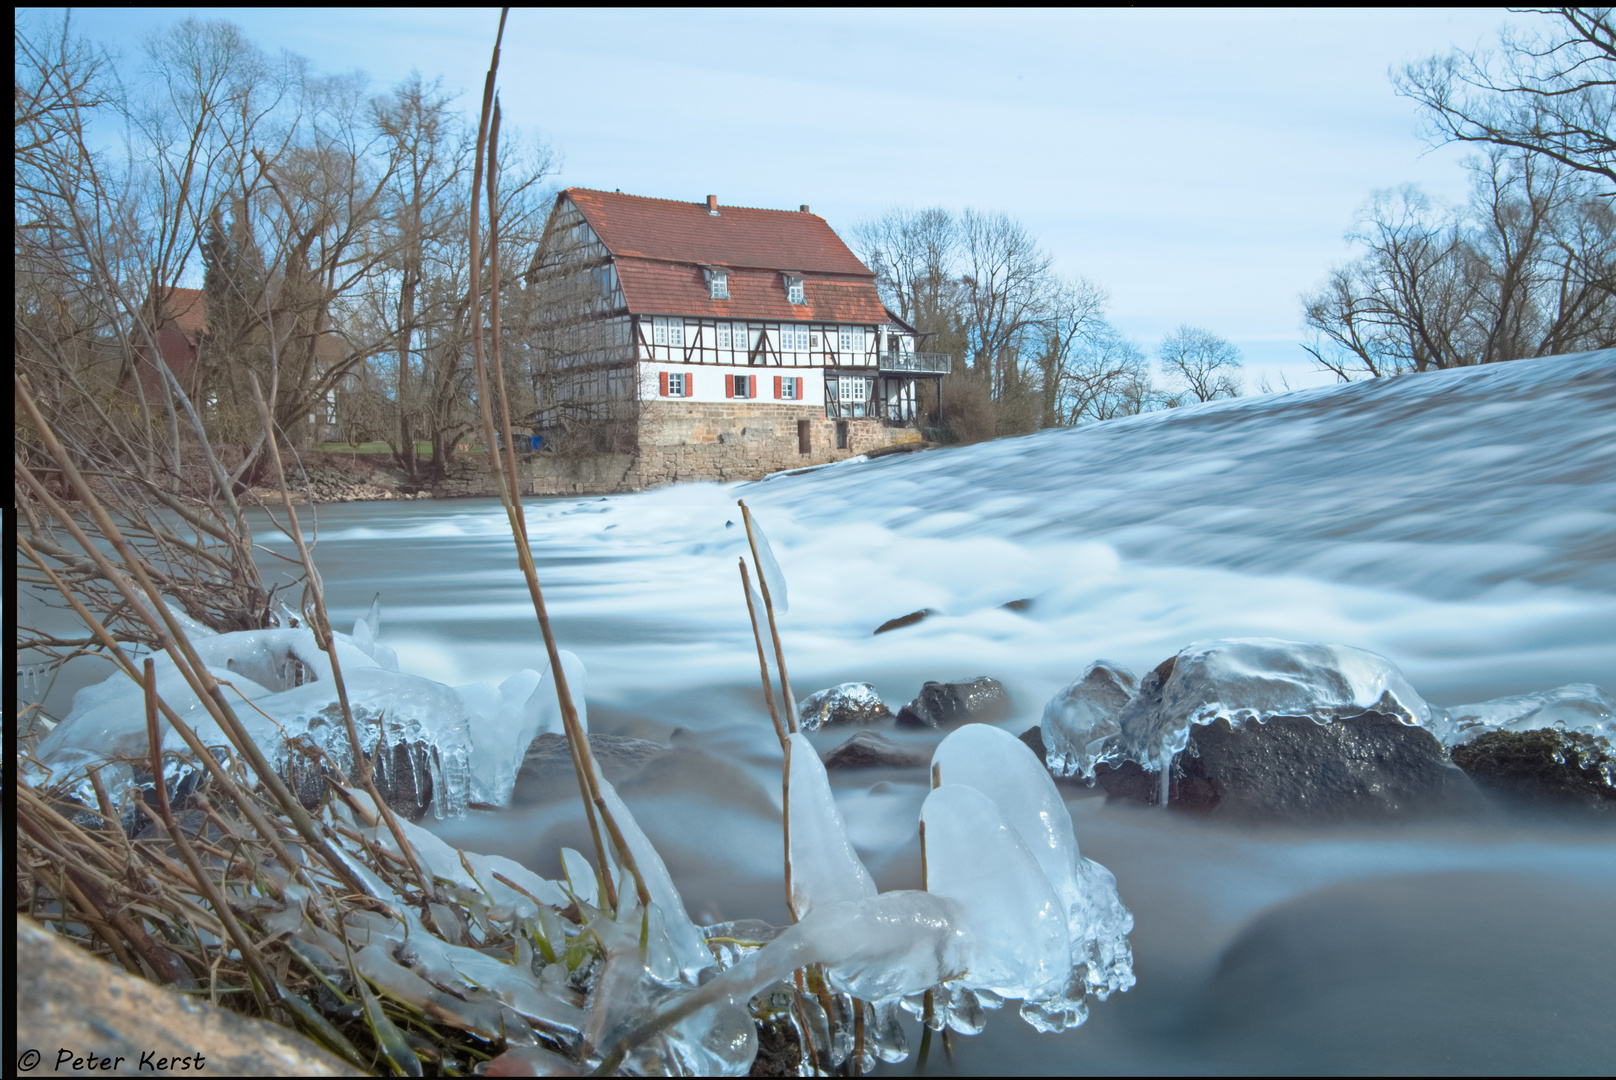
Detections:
[874, 609, 933, 635]
[512, 732, 666, 804]
[750, 1011, 803, 1076]
[1096, 712, 1482, 821]
[1018, 725, 1048, 762]
[895, 677, 1011, 729]
[797, 682, 891, 728]
[1001, 598, 1033, 611]
[823, 731, 927, 770]
[370, 736, 437, 821]
[1189, 871, 1616, 1074]
[1450, 729, 1615, 813]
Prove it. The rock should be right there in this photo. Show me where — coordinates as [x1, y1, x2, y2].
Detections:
[822, 731, 927, 770]
[1095, 712, 1482, 821]
[797, 682, 891, 730]
[1040, 659, 1140, 778]
[512, 732, 666, 803]
[895, 677, 1011, 729]
[16, 917, 361, 1076]
[874, 609, 932, 634]
[1018, 725, 1048, 762]
[1449, 729, 1615, 813]
[1191, 871, 1616, 1074]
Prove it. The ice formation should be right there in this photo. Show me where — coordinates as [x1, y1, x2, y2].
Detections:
[1044, 638, 1434, 781]
[744, 510, 789, 614]
[1433, 683, 1615, 746]
[797, 682, 888, 731]
[630, 725, 1138, 1065]
[1040, 660, 1139, 781]
[931, 724, 1134, 1001]
[31, 601, 586, 819]
[785, 732, 877, 918]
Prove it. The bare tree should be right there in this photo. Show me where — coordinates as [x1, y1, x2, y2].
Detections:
[1159, 325, 1243, 402]
[1303, 148, 1614, 378]
[958, 208, 1054, 402]
[1395, 7, 1615, 195]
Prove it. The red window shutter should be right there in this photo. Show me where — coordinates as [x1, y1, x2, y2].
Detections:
[660, 371, 669, 397]
[774, 375, 782, 399]
[685, 372, 694, 397]
[725, 374, 734, 398]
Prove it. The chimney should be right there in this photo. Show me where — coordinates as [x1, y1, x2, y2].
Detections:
[800, 204, 810, 213]
[706, 194, 719, 215]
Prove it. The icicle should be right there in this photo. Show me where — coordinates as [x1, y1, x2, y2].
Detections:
[786, 733, 876, 920]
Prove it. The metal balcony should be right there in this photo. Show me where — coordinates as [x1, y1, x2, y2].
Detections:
[878, 352, 952, 375]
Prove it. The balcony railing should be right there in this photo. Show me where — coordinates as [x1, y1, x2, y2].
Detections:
[878, 352, 952, 375]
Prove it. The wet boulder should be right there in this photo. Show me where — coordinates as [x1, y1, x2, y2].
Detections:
[822, 731, 927, 770]
[512, 732, 666, 804]
[895, 677, 1011, 730]
[1096, 711, 1482, 821]
[1449, 729, 1615, 813]
[797, 682, 892, 730]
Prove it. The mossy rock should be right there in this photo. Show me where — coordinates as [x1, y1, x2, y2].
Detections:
[1449, 728, 1615, 813]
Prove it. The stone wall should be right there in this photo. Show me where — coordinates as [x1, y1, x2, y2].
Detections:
[424, 403, 922, 497]
[625, 400, 920, 488]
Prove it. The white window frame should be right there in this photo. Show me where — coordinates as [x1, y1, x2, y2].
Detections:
[667, 371, 686, 397]
[709, 271, 729, 300]
[734, 374, 752, 399]
[653, 318, 668, 346]
[838, 327, 852, 353]
[669, 321, 684, 348]
[786, 276, 805, 305]
[735, 324, 750, 353]
[782, 376, 801, 400]
[797, 327, 810, 350]
[779, 325, 794, 352]
[717, 323, 731, 349]
[838, 376, 868, 403]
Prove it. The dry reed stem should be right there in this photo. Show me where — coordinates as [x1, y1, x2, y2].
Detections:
[739, 559, 787, 748]
[16, 527, 310, 903]
[15, 376, 365, 899]
[737, 500, 796, 731]
[247, 370, 440, 918]
[141, 659, 277, 1013]
[462, 8, 655, 915]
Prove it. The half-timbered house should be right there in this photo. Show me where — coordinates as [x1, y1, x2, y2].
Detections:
[526, 189, 947, 484]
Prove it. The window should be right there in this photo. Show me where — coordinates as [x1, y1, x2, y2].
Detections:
[735, 324, 750, 352]
[810, 331, 822, 351]
[717, 323, 731, 349]
[838, 376, 868, 403]
[727, 374, 753, 399]
[708, 270, 728, 300]
[785, 276, 805, 305]
[669, 321, 684, 348]
[653, 318, 668, 346]
[797, 327, 811, 350]
[849, 326, 865, 354]
[775, 375, 801, 400]
[779, 325, 794, 352]
[838, 327, 852, 353]
[659, 371, 693, 397]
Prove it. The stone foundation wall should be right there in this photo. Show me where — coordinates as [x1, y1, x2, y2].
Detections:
[625, 401, 918, 487]
[423, 403, 921, 498]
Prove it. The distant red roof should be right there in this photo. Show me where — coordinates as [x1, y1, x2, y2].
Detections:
[561, 188, 887, 324]
[164, 287, 208, 341]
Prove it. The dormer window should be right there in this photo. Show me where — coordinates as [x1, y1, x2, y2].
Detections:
[783, 274, 805, 305]
[703, 266, 729, 300]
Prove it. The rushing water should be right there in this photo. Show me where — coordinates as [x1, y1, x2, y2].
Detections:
[24, 354, 1616, 1072]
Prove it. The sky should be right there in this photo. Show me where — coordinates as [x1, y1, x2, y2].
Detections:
[45, 7, 1527, 392]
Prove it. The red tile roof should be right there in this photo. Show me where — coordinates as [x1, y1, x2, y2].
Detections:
[163, 287, 208, 341]
[612, 258, 886, 323]
[562, 188, 887, 323]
